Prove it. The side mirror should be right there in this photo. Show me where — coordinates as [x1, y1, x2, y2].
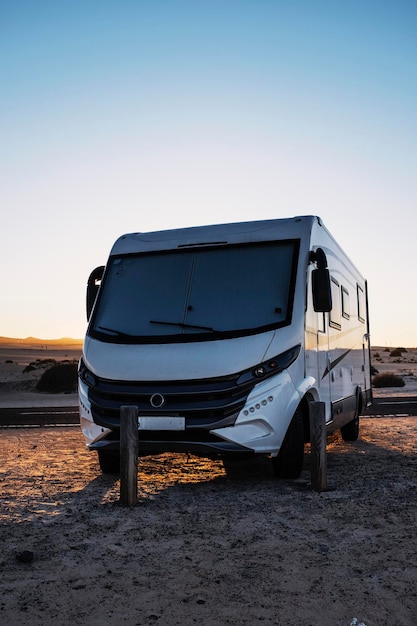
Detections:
[86, 266, 105, 320]
[312, 268, 332, 312]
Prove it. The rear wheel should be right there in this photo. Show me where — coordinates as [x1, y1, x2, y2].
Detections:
[341, 388, 361, 441]
[222, 455, 271, 478]
[97, 449, 120, 474]
[340, 415, 359, 441]
[272, 407, 305, 479]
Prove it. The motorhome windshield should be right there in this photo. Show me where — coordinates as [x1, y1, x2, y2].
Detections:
[89, 240, 299, 343]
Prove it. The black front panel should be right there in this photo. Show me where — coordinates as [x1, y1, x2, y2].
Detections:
[87, 373, 255, 438]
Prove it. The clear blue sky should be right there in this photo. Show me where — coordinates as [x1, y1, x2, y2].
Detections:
[1, 1, 416, 346]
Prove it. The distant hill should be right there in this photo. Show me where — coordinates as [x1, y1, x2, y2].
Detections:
[0, 336, 83, 346]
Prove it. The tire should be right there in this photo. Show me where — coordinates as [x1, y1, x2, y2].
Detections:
[97, 449, 120, 475]
[340, 388, 361, 442]
[340, 415, 359, 441]
[222, 455, 270, 478]
[272, 406, 305, 479]
[222, 457, 248, 476]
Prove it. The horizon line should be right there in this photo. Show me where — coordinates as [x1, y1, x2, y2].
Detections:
[0, 336, 83, 345]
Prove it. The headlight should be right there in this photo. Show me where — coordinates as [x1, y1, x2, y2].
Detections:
[78, 359, 98, 387]
[236, 344, 301, 386]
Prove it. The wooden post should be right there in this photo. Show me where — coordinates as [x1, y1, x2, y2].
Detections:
[309, 401, 327, 492]
[120, 405, 138, 506]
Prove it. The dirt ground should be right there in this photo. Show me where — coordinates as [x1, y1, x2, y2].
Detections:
[1, 343, 417, 625]
[1, 419, 416, 626]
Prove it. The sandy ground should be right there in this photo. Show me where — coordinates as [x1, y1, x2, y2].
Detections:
[0, 344, 417, 625]
[0, 343, 81, 408]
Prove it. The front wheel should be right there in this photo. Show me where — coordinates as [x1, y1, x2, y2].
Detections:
[272, 407, 305, 479]
[97, 449, 120, 474]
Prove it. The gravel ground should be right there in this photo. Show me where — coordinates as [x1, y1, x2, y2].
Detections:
[1, 419, 416, 626]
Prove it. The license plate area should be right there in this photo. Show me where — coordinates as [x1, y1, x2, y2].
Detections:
[138, 416, 185, 431]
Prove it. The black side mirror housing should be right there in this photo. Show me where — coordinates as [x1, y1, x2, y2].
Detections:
[86, 266, 105, 320]
[312, 267, 332, 312]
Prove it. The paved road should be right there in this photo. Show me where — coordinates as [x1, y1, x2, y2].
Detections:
[0, 397, 416, 427]
[364, 396, 417, 417]
[0, 406, 79, 427]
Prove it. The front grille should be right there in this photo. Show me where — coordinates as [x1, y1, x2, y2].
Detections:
[86, 373, 255, 432]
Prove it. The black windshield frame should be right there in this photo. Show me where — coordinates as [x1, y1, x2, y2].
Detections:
[88, 239, 300, 344]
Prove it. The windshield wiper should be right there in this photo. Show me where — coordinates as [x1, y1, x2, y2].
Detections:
[97, 325, 137, 337]
[150, 319, 216, 332]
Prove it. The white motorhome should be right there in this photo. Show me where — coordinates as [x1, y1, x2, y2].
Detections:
[79, 215, 372, 477]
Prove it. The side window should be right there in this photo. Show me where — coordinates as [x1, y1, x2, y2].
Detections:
[341, 286, 350, 320]
[357, 284, 365, 323]
[329, 278, 341, 330]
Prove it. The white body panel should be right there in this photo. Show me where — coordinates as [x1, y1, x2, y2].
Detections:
[79, 215, 371, 456]
[82, 331, 277, 381]
[304, 219, 371, 425]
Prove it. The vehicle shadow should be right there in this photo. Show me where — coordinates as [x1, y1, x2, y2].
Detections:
[71, 418, 417, 508]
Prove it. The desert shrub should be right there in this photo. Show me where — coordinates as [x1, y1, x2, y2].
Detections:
[23, 359, 57, 373]
[390, 348, 407, 357]
[372, 372, 405, 388]
[36, 362, 78, 393]
[373, 352, 380, 359]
